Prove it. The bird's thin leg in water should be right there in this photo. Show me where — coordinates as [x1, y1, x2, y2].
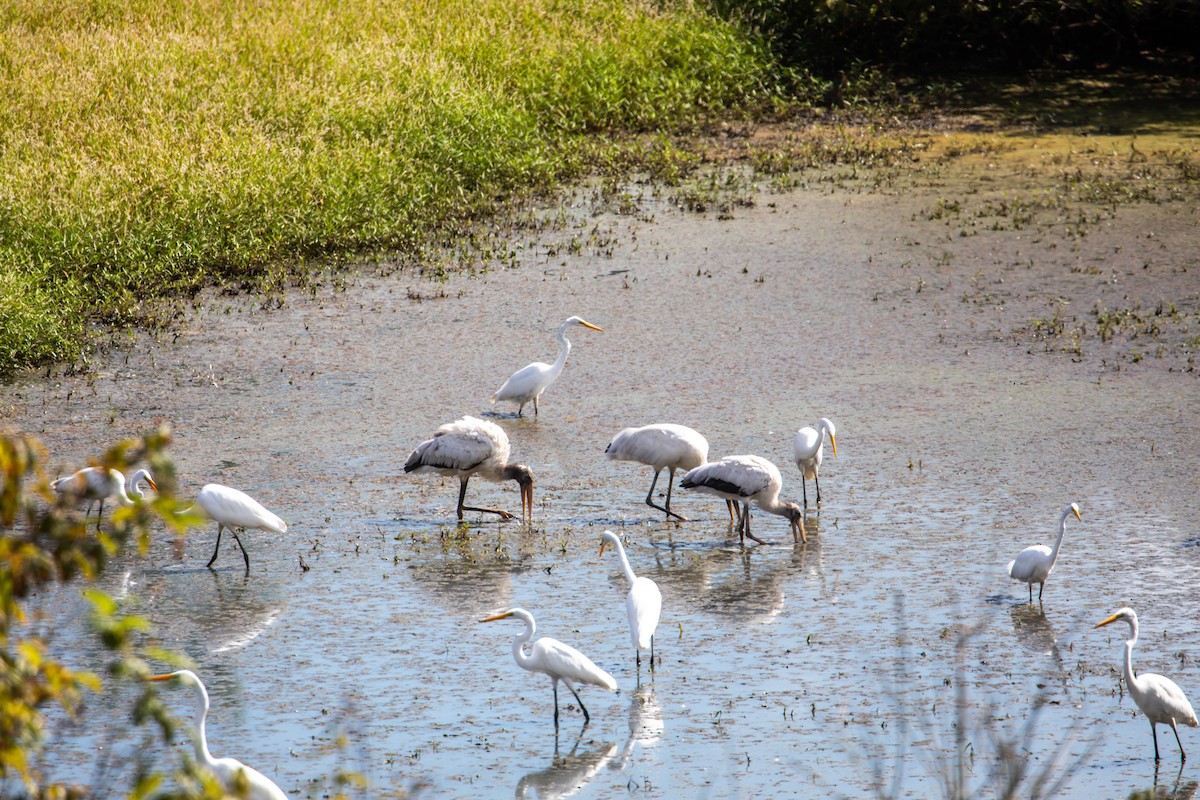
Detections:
[1170, 719, 1186, 761]
[815, 474, 821, 506]
[565, 683, 590, 725]
[650, 635, 655, 672]
[663, 468, 686, 521]
[552, 680, 560, 730]
[96, 499, 105, 531]
[742, 505, 767, 545]
[644, 468, 687, 521]
[533, 396, 539, 416]
[801, 479, 809, 510]
[1038, 582, 1045, 602]
[1153, 721, 1162, 762]
[231, 531, 250, 571]
[206, 524, 225, 568]
[456, 478, 513, 520]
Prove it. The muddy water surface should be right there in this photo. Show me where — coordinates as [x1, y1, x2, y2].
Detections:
[7, 158, 1200, 799]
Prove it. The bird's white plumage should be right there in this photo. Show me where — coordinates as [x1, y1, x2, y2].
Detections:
[490, 316, 602, 416]
[196, 484, 287, 534]
[482, 607, 616, 727]
[52, 466, 157, 506]
[405, 416, 510, 480]
[606, 423, 710, 520]
[600, 531, 662, 654]
[149, 670, 288, 800]
[681, 455, 804, 543]
[1096, 608, 1199, 762]
[1006, 503, 1080, 601]
[792, 418, 836, 480]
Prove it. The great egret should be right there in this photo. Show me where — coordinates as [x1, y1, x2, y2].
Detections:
[147, 670, 288, 800]
[1006, 503, 1082, 602]
[490, 316, 603, 417]
[599, 530, 663, 669]
[605, 423, 741, 522]
[404, 416, 534, 522]
[51, 467, 158, 529]
[1096, 608, 1199, 762]
[192, 484, 287, 570]
[480, 607, 617, 729]
[792, 418, 837, 509]
[681, 455, 805, 544]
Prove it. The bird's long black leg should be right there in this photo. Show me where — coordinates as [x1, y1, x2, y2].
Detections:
[96, 499, 105, 531]
[743, 505, 767, 545]
[1153, 721, 1162, 762]
[232, 530, 250, 571]
[801, 479, 809, 510]
[533, 396, 539, 416]
[1027, 583, 1033, 603]
[815, 474, 821, 506]
[1171, 719, 1186, 761]
[663, 468, 686, 521]
[206, 524, 224, 568]
[456, 478, 470, 521]
[566, 683, 589, 725]
[553, 680, 560, 730]
[644, 469, 687, 521]
[650, 635, 655, 672]
[1038, 582, 1045, 602]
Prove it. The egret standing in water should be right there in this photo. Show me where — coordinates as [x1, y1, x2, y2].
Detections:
[792, 418, 837, 509]
[599, 530, 662, 670]
[147, 670, 288, 799]
[405, 416, 534, 522]
[681, 455, 805, 544]
[191, 484, 287, 570]
[491, 316, 603, 417]
[480, 608, 617, 729]
[1006, 503, 1081, 602]
[605, 423, 712, 521]
[52, 467, 158, 529]
[1096, 608, 1198, 762]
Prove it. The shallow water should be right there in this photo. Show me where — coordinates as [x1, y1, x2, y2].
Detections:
[7, 160, 1200, 799]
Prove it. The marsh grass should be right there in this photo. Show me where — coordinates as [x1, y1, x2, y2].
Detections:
[0, 0, 780, 374]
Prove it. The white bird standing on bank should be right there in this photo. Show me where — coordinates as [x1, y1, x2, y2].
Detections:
[51, 467, 158, 529]
[792, 418, 837, 509]
[681, 455, 805, 544]
[1096, 608, 1198, 763]
[147, 670, 288, 799]
[192, 484, 287, 570]
[600, 530, 662, 669]
[491, 316, 603, 417]
[1006, 503, 1081, 602]
[481, 608, 617, 729]
[405, 416, 534, 523]
[605, 423, 713, 521]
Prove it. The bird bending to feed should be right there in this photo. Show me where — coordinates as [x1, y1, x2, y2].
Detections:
[792, 418, 837, 509]
[147, 670, 288, 800]
[681, 455, 805, 544]
[490, 316, 603, 417]
[192, 484, 287, 570]
[405, 416, 534, 522]
[1095, 608, 1198, 762]
[605, 423, 712, 521]
[600, 530, 663, 669]
[51, 467, 158, 530]
[480, 607, 617, 729]
[1006, 503, 1081, 602]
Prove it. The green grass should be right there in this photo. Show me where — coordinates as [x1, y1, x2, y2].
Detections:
[0, 0, 781, 374]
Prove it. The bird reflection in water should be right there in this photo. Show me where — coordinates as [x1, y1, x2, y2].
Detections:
[514, 732, 616, 799]
[613, 686, 663, 769]
[1008, 603, 1062, 663]
[1152, 761, 1198, 800]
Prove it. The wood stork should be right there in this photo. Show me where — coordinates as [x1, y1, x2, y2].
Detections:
[1006, 503, 1081, 602]
[605, 423, 712, 521]
[193, 484, 287, 570]
[680, 455, 805, 544]
[405, 416, 534, 522]
[600, 530, 663, 670]
[490, 316, 603, 417]
[793, 418, 837, 509]
[480, 607, 618, 729]
[1096, 608, 1198, 762]
[52, 467, 158, 530]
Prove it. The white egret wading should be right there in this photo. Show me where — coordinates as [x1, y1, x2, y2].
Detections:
[1096, 608, 1198, 763]
[148, 670, 288, 800]
[491, 316, 603, 417]
[405, 416, 534, 522]
[51, 467, 158, 529]
[480, 608, 617, 729]
[1006, 503, 1081, 602]
[681, 455, 805, 544]
[792, 418, 837, 509]
[192, 484, 287, 570]
[600, 530, 663, 669]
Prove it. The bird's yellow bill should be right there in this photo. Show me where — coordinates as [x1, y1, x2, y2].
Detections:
[579, 320, 603, 332]
[147, 673, 174, 682]
[146, 477, 160, 492]
[1094, 614, 1120, 629]
[598, 539, 609, 557]
[830, 434, 838, 458]
[480, 611, 514, 623]
[1072, 506, 1082, 521]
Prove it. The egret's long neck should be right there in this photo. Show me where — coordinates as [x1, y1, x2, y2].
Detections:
[512, 616, 537, 673]
[1045, 507, 1072, 570]
[612, 542, 637, 587]
[548, 324, 572, 380]
[190, 680, 216, 768]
